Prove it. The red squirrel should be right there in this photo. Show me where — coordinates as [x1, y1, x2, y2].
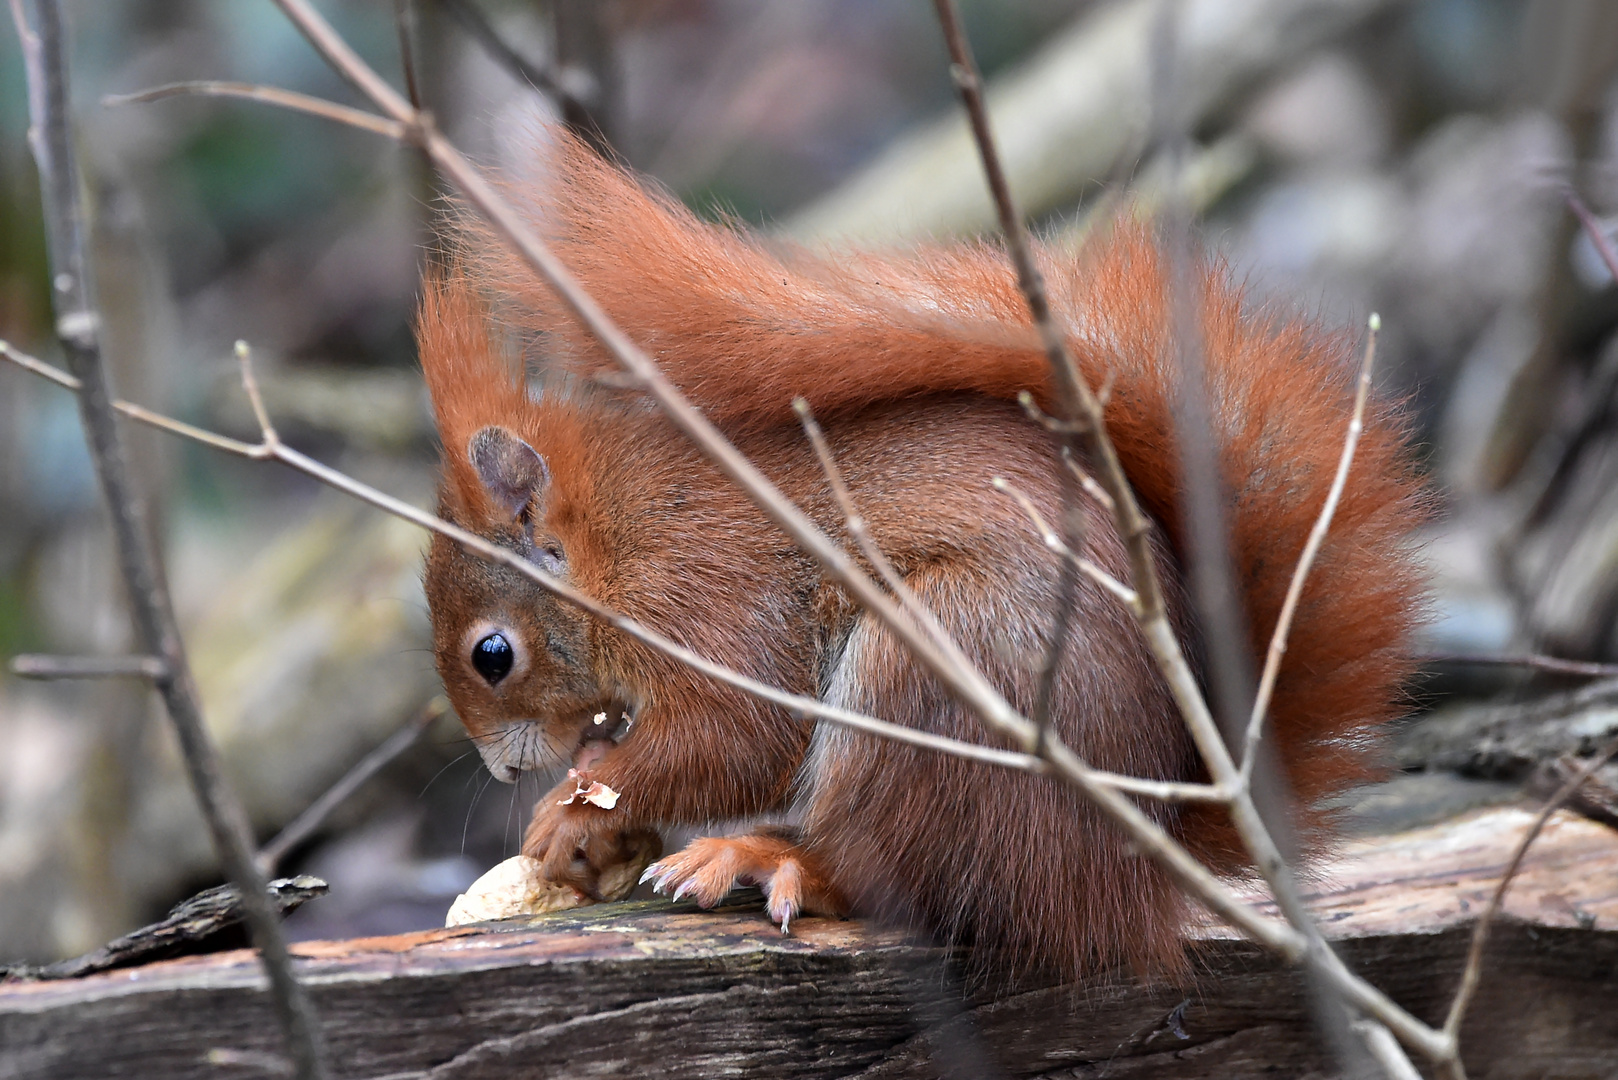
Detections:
[419, 130, 1425, 978]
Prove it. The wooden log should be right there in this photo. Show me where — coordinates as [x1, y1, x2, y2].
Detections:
[3, 805, 1616, 1079]
[1396, 677, 1618, 778]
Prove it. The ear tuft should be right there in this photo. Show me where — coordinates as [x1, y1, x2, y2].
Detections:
[469, 426, 549, 520]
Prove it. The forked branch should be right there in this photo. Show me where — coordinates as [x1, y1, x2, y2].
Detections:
[931, 0, 1441, 1070]
[0, 340, 1056, 784]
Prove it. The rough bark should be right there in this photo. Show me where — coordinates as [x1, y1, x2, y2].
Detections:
[3, 805, 1616, 1080]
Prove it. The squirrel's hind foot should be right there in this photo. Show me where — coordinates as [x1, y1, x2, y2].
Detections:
[642, 832, 846, 934]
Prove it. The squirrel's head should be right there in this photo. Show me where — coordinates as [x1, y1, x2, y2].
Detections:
[418, 273, 627, 782]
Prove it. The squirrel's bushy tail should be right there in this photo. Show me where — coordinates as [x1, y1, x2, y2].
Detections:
[465, 130, 1428, 865]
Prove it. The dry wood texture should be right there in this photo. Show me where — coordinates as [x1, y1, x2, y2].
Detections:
[2, 805, 1616, 1080]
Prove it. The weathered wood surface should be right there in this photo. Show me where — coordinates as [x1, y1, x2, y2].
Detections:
[1, 876, 328, 982]
[3, 806, 1616, 1080]
[1396, 677, 1618, 778]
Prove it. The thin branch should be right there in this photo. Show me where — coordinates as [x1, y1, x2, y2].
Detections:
[1030, 492, 1082, 752]
[991, 476, 1137, 607]
[394, 0, 423, 112]
[1566, 190, 1618, 287]
[235, 340, 280, 447]
[1142, 7, 1376, 1075]
[5, 344, 1230, 824]
[1079, 771, 1226, 803]
[1353, 1021, 1425, 1080]
[1425, 651, 1618, 679]
[435, 0, 593, 117]
[10, 653, 169, 680]
[1018, 394, 1120, 514]
[1013, 388, 1114, 735]
[930, 2, 1166, 618]
[257, 697, 449, 874]
[0, 339, 269, 456]
[8, 3, 327, 1077]
[792, 398, 948, 636]
[793, 398, 906, 596]
[1442, 734, 1618, 1049]
[102, 81, 409, 140]
[1060, 447, 1115, 513]
[549, 0, 616, 154]
[1240, 314, 1380, 784]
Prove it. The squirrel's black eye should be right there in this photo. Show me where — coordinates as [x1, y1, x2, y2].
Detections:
[472, 632, 514, 684]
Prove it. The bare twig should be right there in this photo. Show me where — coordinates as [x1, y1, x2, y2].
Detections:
[1143, 7, 1376, 1075]
[1030, 477, 1083, 754]
[0, 339, 271, 457]
[991, 477, 1138, 607]
[793, 401, 913, 598]
[1353, 1020, 1425, 1080]
[1060, 447, 1115, 513]
[1566, 190, 1618, 287]
[257, 697, 449, 874]
[801, 403, 1119, 774]
[1442, 734, 1618, 1059]
[435, 0, 605, 153]
[436, 0, 572, 100]
[7, 344, 1234, 820]
[1425, 651, 1618, 679]
[1240, 314, 1380, 783]
[8, 3, 327, 1076]
[394, 0, 422, 111]
[1010, 387, 1098, 752]
[102, 81, 408, 140]
[10, 654, 169, 680]
[1003, 406, 1088, 752]
[792, 398, 955, 640]
[235, 339, 279, 447]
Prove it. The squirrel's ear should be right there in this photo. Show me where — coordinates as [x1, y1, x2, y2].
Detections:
[468, 426, 549, 520]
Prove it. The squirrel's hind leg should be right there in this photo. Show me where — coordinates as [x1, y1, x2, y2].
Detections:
[797, 563, 1193, 978]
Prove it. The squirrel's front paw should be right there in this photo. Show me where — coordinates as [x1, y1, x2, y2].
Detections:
[641, 833, 846, 934]
[522, 773, 659, 900]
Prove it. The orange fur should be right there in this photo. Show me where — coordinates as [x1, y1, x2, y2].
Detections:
[419, 130, 1427, 980]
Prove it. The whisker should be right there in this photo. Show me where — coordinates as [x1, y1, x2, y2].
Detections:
[504, 769, 522, 857]
[419, 749, 475, 799]
[463, 770, 495, 856]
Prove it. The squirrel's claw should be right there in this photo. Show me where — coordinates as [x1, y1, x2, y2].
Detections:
[643, 834, 843, 935]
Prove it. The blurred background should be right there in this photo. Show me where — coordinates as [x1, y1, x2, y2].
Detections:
[3, 0, 1618, 963]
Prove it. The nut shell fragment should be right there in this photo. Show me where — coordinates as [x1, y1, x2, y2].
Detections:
[444, 831, 662, 927]
[445, 856, 583, 925]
